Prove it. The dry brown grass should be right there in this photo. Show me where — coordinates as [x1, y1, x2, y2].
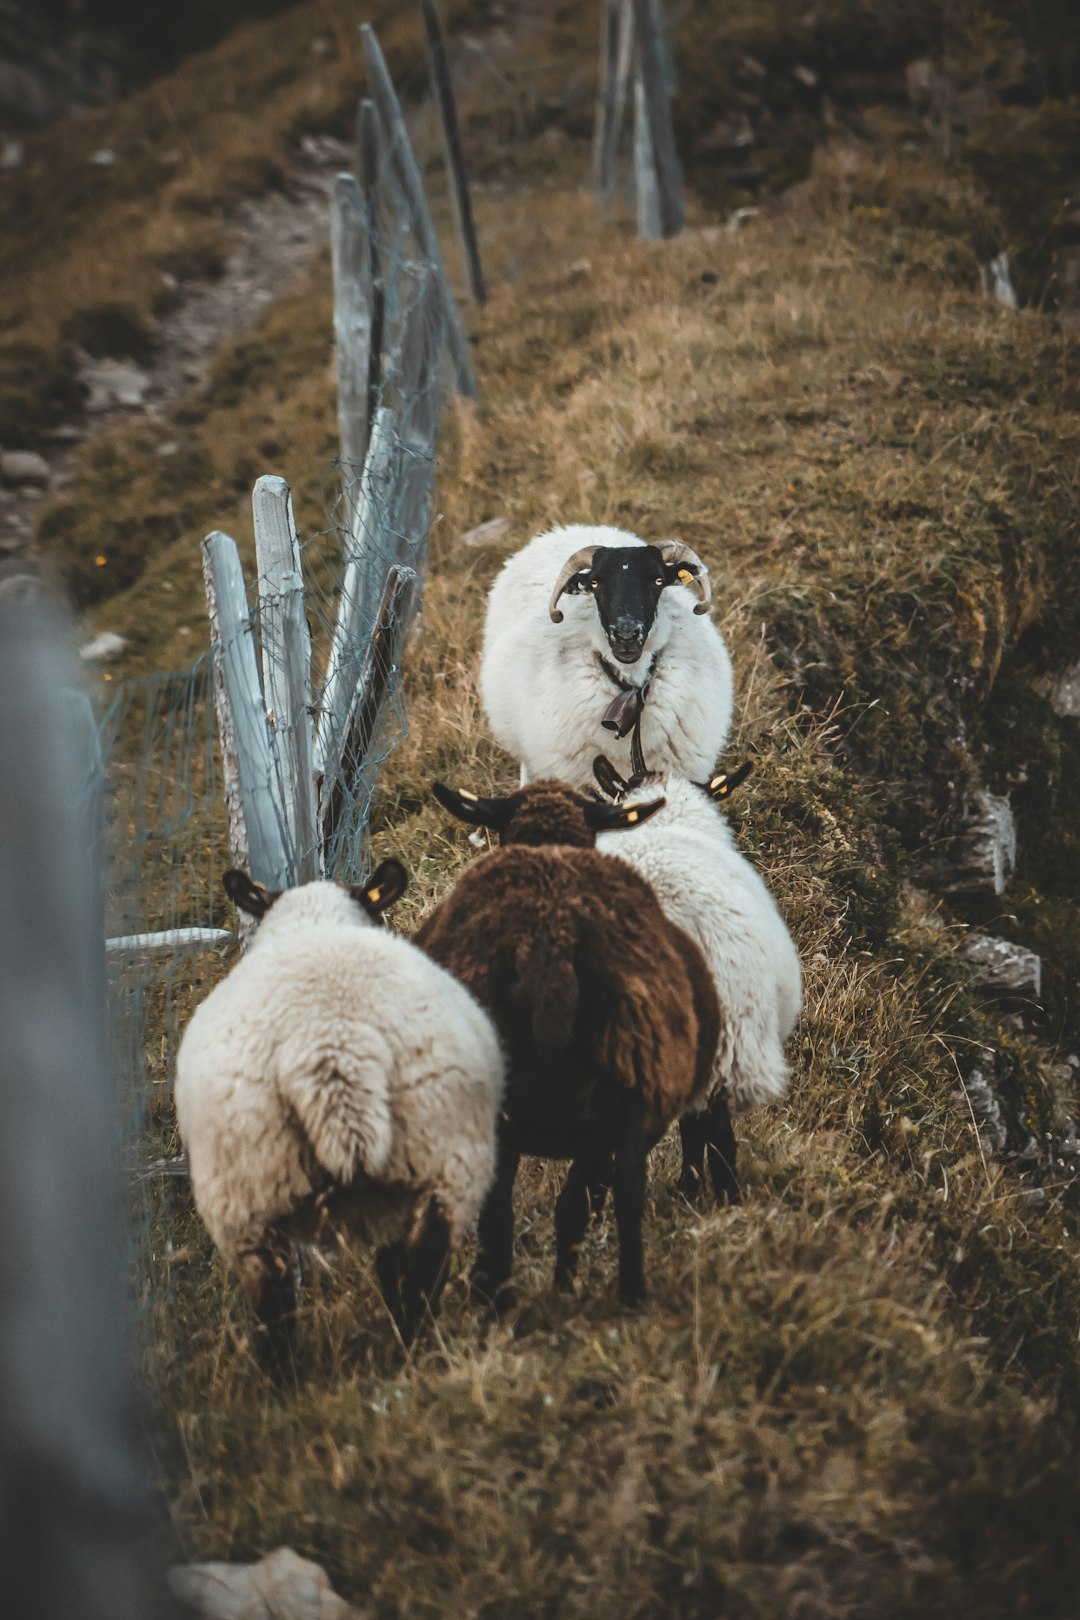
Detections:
[20, 5, 1079, 1613]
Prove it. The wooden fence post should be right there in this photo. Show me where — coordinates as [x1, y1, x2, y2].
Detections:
[630, 0, 682, 238]
[633, 65, 661, 238]
[420, 0, 486, 306]
[356, 97, 385, 433]
[360, 22, 479, 398]
[315, 403, 398, 788]
[594, 0, 622, 201]
[202, 531, 291, 904]
[388, 263, 444, 575]
[331, 172, 375, 496]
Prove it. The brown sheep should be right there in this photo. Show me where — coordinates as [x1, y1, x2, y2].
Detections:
[415, 780, 724, 1308]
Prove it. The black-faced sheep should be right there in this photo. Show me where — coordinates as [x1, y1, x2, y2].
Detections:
[594, 755, 801, 1203]
[415, 781, 721, 1307]
[174, 864, 504, 1365]
[479, 523, 734, 790]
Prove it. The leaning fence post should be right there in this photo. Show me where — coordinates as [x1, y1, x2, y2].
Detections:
[356, 97, 385, 434]
[252, 475, 318, 884]
[420, 0, 486, 306]
[360, 22, 479, 398]
[202, 531, 291, 905]
[630, 0, 683, 238]
[331, 173, 375, 500]
[315, 404, 398, 785]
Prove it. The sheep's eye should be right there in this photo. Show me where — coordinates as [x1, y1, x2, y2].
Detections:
[589, 578, 599, 590]
[654, 577, 663, 587]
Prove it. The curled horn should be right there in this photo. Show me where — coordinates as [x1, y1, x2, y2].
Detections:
[657, 541, 712, 614]
[548, 546, 599, 623]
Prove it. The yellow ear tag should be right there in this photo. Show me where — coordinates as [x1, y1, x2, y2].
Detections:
[709, 774, 728, 795]
[252, 880, 268, 894]
[367, 885, 382, 904]
[678, 568, 695, 584]
[625, 808, 639, 823]
[459, 788, 479, 802]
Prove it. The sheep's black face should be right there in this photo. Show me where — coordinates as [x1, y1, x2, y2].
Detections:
[570, 546, 674, 664]
[432, 780, 667, 846]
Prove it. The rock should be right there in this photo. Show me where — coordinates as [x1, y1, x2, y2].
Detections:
[793, 64, 819, 89]
[1049, 661, 1080, 718]
[80, 631, 128, 664]
[905, 58, 936, 111]
[462, 516, 512, 547]
[1, 138, 24, 171]
[961, 933, 1042, 999]
[981, 252, 1018, 311]
[942, 789, 1016, 900]
[169, 1545, 364, 1620]
[80, 355, 151, 412]
[957, 1067, 1007, 1155]
[90, 148, 116, 167]
[0, 450, 50, 488]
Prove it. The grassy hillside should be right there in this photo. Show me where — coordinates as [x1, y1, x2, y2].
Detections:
[13, 1, 1080, 1614]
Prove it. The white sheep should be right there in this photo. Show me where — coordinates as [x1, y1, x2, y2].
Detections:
[480, 523, 734, 791]
[174, 863, 504, 1362]
[594, 757, 802, 1201]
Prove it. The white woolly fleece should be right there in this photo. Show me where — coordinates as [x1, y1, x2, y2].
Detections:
[597, 776, 802, 1114]
[175, 882, 504, 1269]
[480, 524, 735, 790]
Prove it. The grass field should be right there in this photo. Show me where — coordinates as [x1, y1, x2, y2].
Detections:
[12, 1, 1080, 1613]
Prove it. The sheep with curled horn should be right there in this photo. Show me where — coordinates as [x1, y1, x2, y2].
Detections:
[415, 778, 722, 1309]
[174, 864, 504, 1370]
[592, 753, 802, 1204]
[479, 523, 735, 792]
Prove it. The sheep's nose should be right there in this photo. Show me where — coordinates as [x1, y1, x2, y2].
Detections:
[609, 618, 645, 661]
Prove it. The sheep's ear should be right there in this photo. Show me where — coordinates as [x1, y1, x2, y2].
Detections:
[700, 760, 753, 801]
[223, 869, 280, 918]
[584, 795, 666, 833]
[351, 857, 407, 917]
[432, 780, 514, 832]
[592, 754, 630, 802]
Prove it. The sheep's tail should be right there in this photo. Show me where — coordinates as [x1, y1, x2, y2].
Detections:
[283, 1048, 394, 1185]
[515, 933, 579, 1047]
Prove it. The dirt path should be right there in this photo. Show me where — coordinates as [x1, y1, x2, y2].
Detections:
[0, 134, 351, 556]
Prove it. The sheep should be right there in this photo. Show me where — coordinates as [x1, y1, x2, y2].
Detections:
[174, 862, 504, 1365]
[415, 779, 721, 1308]
[479, 523, 734, 791]
[593, 754, 802, 1203]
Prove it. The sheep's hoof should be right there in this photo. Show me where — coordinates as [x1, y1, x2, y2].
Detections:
[470, 1271, 515, 1314]
[616, 1281, 646, 1312]
[554, 1263, 576, 1294]
[676, 1167, 705, 1203]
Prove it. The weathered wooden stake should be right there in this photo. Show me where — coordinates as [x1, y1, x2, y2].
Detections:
[316, 404, 398, 786]
[594, 0, 623, 201]
[420, 0, 486, 306]
[331, 173, 375, 495]
[356, 97, 385, 432]
[360, 22, 479, 398]
[633, 64, 661, 238]
[630, 0, 683, 238]
[202, 531, 291, 902]
[388, 264, 444, 574]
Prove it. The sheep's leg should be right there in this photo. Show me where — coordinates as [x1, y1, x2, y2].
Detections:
[556, 1151, 615, 1289]
[677, 1112, 708, 1202]
[612, 1096, 648, 1308]
[704, 1091, 740, 1206]
[398, 1201, 453, 1345]
[238, 1232, 297, 1380]
[471, 1137, 521, 1308]
[586, 1153, 613, 1219]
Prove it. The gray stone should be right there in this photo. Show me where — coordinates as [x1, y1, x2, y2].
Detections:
[170, 1546, 364, 1619]
[961, 932, 1042, 999]
[80, 356, 150, 412]
[942, 789, 1016, 900]
[981, 252, 1018, 311]
[80, 631, 128, 664]
[1049, 661, 1080, 718]
[0, 450, 50, 488]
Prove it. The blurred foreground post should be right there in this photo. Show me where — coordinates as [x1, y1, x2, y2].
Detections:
[420, 0, 486, 305]
[356, 98, 385, 433]
[594, 0, 627, 203]
[0, 574, 172, 1619]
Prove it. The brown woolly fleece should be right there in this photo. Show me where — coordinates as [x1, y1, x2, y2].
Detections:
[416, 785, 720, 1144]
